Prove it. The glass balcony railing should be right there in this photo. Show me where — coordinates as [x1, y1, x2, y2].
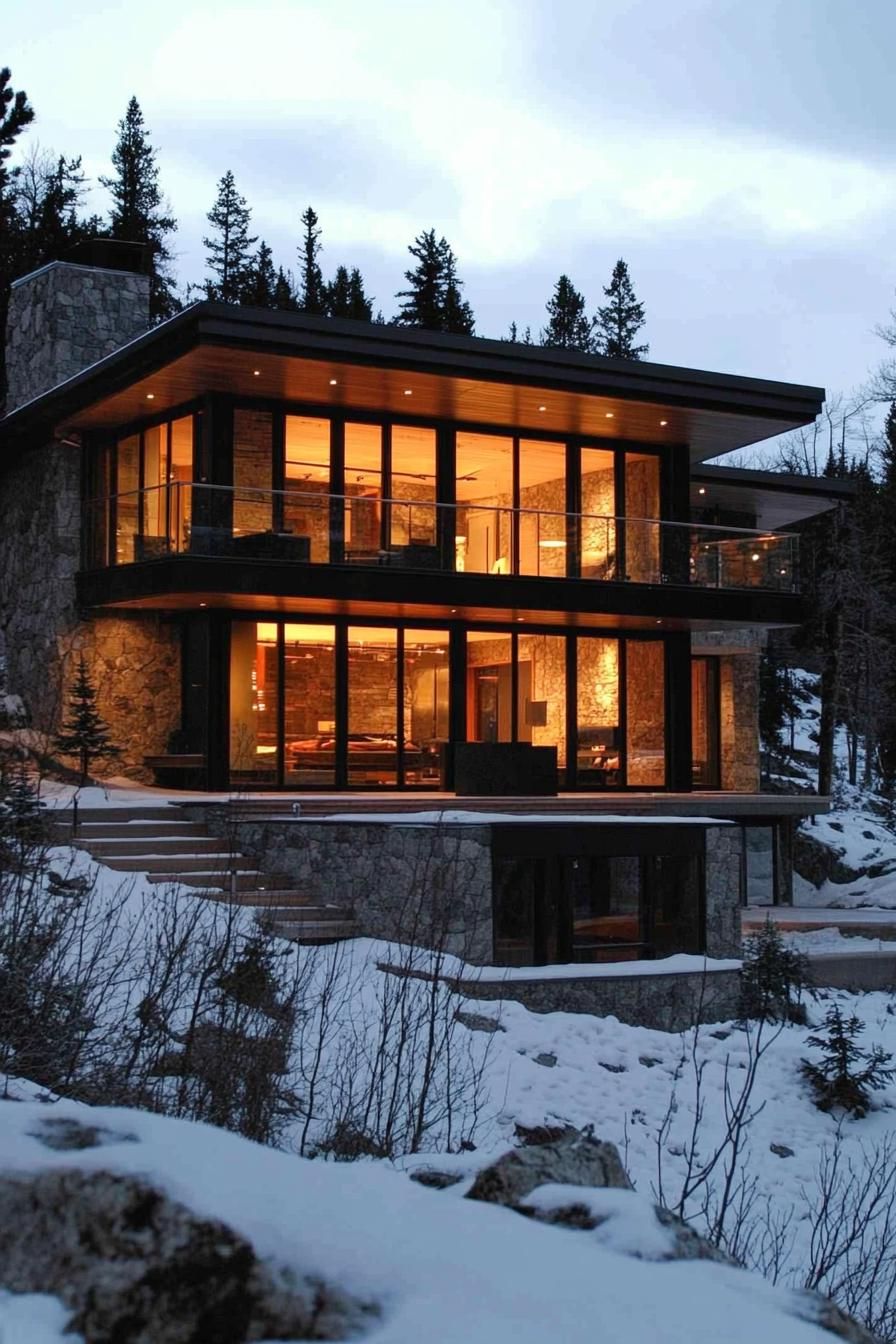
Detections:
[86, 482, 799, 593]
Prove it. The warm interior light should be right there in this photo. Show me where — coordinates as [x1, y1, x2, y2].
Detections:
[403, 389, 413, 396]
[538, 539, 567, 548]
[455, 535, 467, 543]
[146, 393, 155, 400]
[253, 369, 261, 377]
[329, 378, 338, 385]
[605, 412, 614, 419]
[751, 552, 761, 562]
[538, 404, 547, 412]
[516, 616, 525, 622]
[698, 487, 706, 495]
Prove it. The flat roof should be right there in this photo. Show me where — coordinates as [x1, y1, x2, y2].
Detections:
[1, 301, 825, 463]
[691, 463, 855, 528]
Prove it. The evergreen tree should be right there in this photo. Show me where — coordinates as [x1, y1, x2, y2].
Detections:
[347, 267, 373, 321]
[540, 274, 593, 351]
[326, 263, 351, 316]
[802, 1004, 895, 1118]
[299, 205, 326, 314]
[13, 149, 98, 275]
[593, 258, 648, 359]
[442, 246, 475, 335]
[53, 658, 122, 786]
[202, 170, 256, 304]
[507, 321, 518, 342]
[395, 229, 474, 332]
[273, 266, 299, 311]
[241, 239, 277, 307]
[0, 67, 35, 407]
[100, 97, 179, 322]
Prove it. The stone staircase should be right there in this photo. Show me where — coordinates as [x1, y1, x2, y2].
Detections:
[53, 804, 355, 944]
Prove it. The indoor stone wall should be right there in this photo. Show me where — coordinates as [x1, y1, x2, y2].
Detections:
[6, 262, 150, 412]
[214, 817, 494, 962]
[233, 410, 274, 536]
[704, 824, 743, 957]
[692, 630, 762, 793]
[453, 966, 741, 1031]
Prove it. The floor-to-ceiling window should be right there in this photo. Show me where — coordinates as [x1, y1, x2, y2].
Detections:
[692, 657, 721, 788]
[626, 639, 666, 787]
[580, 447, 617, 579]
[390, 426, 437, 552]
[455, 432, 514, 574]
[284, 415, 331, 560]
[284, 624, 337, 787]
[576, 637, 620, 786]
[229, 620, 279, 785]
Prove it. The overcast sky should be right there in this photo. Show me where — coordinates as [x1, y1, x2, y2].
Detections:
[7, 0, 896, 403]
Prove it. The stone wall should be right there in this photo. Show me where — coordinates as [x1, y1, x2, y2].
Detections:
[453, 967, 741, 1031]
[704, 825, 743, 957]
[692, 630, 762, 792]
[6, 262, 150, 412]
[213, 817, 495, 962]
[0, 437, 180, 777]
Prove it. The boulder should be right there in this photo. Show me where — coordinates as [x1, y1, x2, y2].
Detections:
[795, 830, 862, 888]
[467, 1127, 632, 1206]
[0, 1152, 378, 1343]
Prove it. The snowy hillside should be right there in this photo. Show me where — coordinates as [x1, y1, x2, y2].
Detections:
[0, 1084, 864, 1344]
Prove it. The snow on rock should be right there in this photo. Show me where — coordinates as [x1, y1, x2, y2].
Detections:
[0, 1093, 863, 1344]
[465, 1125, 632, 1204]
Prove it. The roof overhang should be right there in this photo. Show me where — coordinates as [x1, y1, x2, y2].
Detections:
[0, 304, 825, 463]
[691, 464, 855, 528]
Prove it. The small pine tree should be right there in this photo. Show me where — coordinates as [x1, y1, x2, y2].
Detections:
[442, 246, 475, 335]
[54, 658, 122, 786]
[325, 264, 351, 317]
[395, 228, 445, 329]
[241, 239, 277, 307]
[202, 170, 256, 304]
[299, 206, 326, 314]
[740, 916, 811, 1023]
[593, 258, 648, 359]
[273, 266, 299, 310]
[101, 97, 179, 322]
[347, 266, 373, 321]
[541, 275, 593, 351]
[801, 1003, 895, 1118]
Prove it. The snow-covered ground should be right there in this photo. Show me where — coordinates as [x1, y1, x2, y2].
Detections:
[0, 1082, 864, 1344]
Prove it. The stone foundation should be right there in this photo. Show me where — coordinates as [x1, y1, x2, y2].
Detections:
[453, 966, 741, 1031]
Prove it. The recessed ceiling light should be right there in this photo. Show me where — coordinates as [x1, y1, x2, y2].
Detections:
[605, 412, 614, 419]
[660, 419, 668, 426]
[253, 369, 261, 377]
[199, 602, 207, 608]
[329, 378, 338, 386]
[655, 619, 662, 625]
[450, 608, 458, 614]
[146, 393, 155, 400]
[538, 404, 547, 412]
[698, 487, 706, 496]
[403, 388, 413, 396]
[516, 616, 525, 622]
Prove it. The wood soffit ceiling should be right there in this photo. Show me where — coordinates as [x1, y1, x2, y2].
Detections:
[59, 343, 814, 463]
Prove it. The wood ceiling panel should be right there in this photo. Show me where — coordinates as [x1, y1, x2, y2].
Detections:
[62, 345, 797, 461]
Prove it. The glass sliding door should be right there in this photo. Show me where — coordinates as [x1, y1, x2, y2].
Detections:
[624, 451, 661, 583]
[229, 621, 279, 785]
[518, 440, 566, 576]
[692, 656, 721, 788]
[466, 631, 514, 741]
[284, 416, 330, 561]
[283, 624, 336, 787]
[626, 640, 666, 786]
[403, 630, 449, 783]
[344, 423, 383, 561]
[347, 626, 398, 784]
[390, 426, 437, 552]
[580, 447, 617, 579]
[576, 637, 620, 786]
[455, 432, 513, 574]
[169, 415, 193, 552]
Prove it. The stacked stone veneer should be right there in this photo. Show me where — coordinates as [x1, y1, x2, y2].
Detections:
[6, 262, 150, 413]
[693, 629, 762, 792]
[1, 260, 177, 777]
[210, 816, 742, 1027]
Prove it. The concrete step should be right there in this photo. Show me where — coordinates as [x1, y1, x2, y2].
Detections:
[51, 806, 189, 824]
[71, 821, 211, 841]
[270, 919, 356, 944]
[200, 891, 316, 908]
[147, 870, 277, 892]
[75, 837, 232, 858]
[100, 854, 258, 875]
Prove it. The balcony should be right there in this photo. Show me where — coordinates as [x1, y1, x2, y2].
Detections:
[86, 482, 798, 594]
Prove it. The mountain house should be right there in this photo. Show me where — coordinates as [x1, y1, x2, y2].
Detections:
[0, 242, 845, 1006]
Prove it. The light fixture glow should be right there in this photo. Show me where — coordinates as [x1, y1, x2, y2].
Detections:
[253, 369, 261, 377]
[538, 539, 567, 548]
[329, 378, 338, 386]
[751, 552, 761, 562]
[698, 487, 706, 495]
[538, 404, 547, 412]
[605, 412, 614, 419]
[146, 393, 155, 400]
[660, 419, 668, 427]
[403, 388, 412, 396]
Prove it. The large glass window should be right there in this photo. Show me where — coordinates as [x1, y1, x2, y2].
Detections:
[348, 626, 398, 784]
[692, 657, 720, 788]
[404, 630, 449, 783]
[345, 423, 383, 561]
[115, 433, 140, 564]
[569, 856, 643, 961]
[518, 633, 566, 773]
[580, 447, 617, 579]
[626, 640, 666, 787]
[391, 426, 437, 551]
[455, 433, 513, 573]
[466, 631, 514, 741]
[229, 621, 279, 785]
[284, 416, 330, 561]
[624, 452, 661, 583]
[284, 624, 336, 787]
[518, 440, 566, 576]
[576, 638, 620, 787]
[234, 409, 274, 538]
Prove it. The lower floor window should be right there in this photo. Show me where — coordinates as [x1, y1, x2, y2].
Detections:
[225, 617, 696, 790]
[493, 846, 703, 965]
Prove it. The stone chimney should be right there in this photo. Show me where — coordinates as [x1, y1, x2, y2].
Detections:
[5, 240, 151, 413]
